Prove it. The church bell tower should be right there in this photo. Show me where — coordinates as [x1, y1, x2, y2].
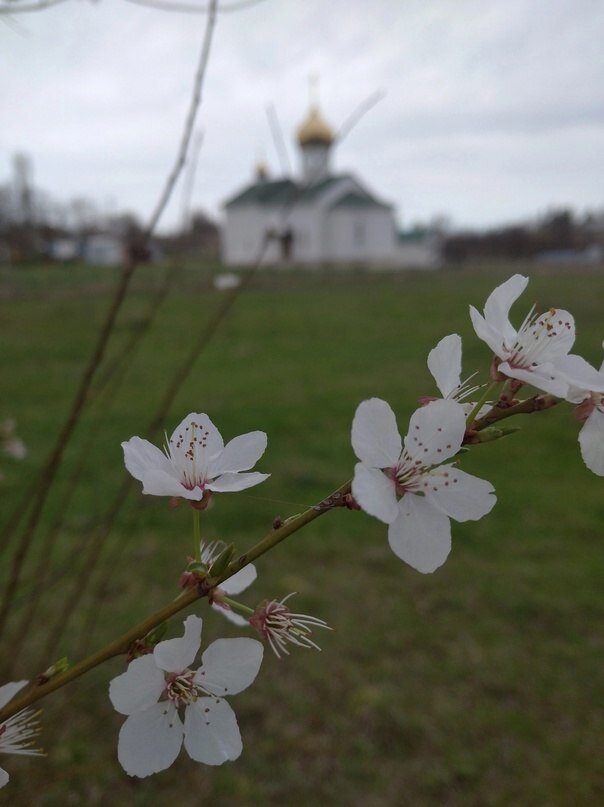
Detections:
[296, 78, 334, 184]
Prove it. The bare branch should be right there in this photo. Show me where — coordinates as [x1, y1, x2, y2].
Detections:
[336, 90, 386, 143]
[121, 0, 267, 14]
[144, 0, 218, 235]
[266, 103, 293, 176]
[0, 0, 220, 641]
[0, 0, 70, 14]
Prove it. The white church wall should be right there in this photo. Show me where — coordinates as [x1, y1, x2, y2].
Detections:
[324, 207, 397, 264]
[222, 206, 281, 265]
[396, 237, 442, 269]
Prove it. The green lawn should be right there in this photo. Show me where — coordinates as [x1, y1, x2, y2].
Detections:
[1, 262, 603, 806]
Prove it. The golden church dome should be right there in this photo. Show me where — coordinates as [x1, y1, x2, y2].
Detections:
[296, 104, 335, 147]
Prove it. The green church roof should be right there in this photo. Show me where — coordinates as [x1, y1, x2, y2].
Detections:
[224, 174, 388, 210]
[330, 191, 389, 210]
[224, 179, 298, 208]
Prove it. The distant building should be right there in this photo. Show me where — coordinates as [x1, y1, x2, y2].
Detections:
[537, 245, 603, 266]
[221, 99, 440, 269]
[48, 237, 78, 261]
[82, 234, 124, 266]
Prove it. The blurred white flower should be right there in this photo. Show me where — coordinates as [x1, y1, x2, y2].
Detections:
[122, 413, 269, 502]
[0, 420, 26, 461]
[109, 615, 263, 777]
[249, 593, 331, 659]
[469, 274, 573, 397]
[351, 398, 496, 573]
[553, 351, 604, 476]
[213, 273, 241, 291]
[0, 681, 43, 789]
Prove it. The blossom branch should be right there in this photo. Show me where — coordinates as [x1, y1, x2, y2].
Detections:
[0, 479, 351, 724]
[472, 394, 560, 431]
[212, 480, 352, 586]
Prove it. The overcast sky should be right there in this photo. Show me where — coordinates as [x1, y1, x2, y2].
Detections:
[2, 0, 603, 232]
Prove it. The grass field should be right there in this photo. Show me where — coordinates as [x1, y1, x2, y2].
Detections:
[1, 262, 603, 806]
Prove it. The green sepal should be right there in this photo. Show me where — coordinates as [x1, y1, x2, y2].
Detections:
[186, 561, 208, 575]
[45, 657, 69, 678]
[208, 543, 236, 577]
[145, 622, 168, 646]
[475, 425, 521, 442]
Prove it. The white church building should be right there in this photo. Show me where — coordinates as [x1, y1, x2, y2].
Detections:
[221, 100, 441, 269]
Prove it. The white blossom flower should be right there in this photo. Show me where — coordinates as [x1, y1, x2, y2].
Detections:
[0, 420, 27, 461]
[553, 351, 604, 476]
[109, 615, 263, 777]
[351, 398, 496, 573]
[249, 593, 331, 658]
[0, 681, 43, 789]
[469, 274, 574, 397]
[201, 541, 258, 627]
[427, 334, 489, 416]
[122, 413, 269, 502]
[213, 273, 241, 291]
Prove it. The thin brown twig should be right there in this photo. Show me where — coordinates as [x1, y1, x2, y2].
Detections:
[121, 0, 266, 14]
[5, 267, 178, 622]
[0, 0, 219, 643]
[60, 262, 264, 659]
[35, 478, 134, 670]
[0, 0, 69, 13]
[144, 0, 218, 239]
[0, 258, 138, 641]
[34, 80, 386, 662]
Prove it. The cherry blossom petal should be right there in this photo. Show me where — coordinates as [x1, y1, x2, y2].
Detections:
[483, 273, 528, 341]
[140, 469, 202, 500]
[469, 306, 505, 357]
[0, 681, 28, 710]
[117, 702, 183, 778]
[220, 565, 257, 596]
[167, 413, 224, 479]
[498, 362, 568, 397]
[579, 407, 604, 476]
[153, 615, 203, 673]
[0, 767, 8, 788]
[388, 495, 451, 574]
[534, 309, 575, 358]
[422, 465, 496, 522]
[554, 354, 604, 399]
[109, 656, 165, 716]
[427, 334, 462, 398]
[211, 604, 250, 627]
[208, 472, 269, 492]
[208, 432, 267, 476]
[195, 638, 263, 697]
[351, 398, 402, 468]
[403, 399, 465, 466]
[352, 463, 398, 524]
[184, 698, 242, 766]
[122, 437, 174, 482]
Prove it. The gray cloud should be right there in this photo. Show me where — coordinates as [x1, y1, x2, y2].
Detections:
[2, 0, 603, 230]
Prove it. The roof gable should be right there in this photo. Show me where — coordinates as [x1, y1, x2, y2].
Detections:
[224, 172, 391, 211]
[329, 191, 389, 210]
[224, 179, 297, 208]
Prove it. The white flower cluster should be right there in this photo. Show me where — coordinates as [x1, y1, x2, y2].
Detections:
[469, 274, 604, 474]
[351, 274, 604, 574]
